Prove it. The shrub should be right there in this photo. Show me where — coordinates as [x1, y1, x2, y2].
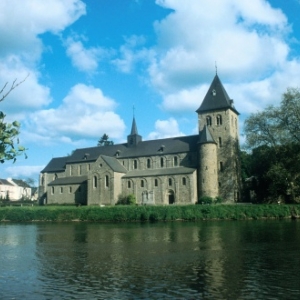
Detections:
[116, 193, 136, 205]
[197, 196, 214, 205]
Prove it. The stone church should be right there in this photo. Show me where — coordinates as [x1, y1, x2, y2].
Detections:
[39, 75, 241, 205]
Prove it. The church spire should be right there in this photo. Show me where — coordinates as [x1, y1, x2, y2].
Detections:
[127, 112, 142, 147]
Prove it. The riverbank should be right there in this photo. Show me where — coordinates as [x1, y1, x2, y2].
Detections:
[0, 204, 300, 222]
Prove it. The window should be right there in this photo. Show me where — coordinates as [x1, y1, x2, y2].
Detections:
[173, 156, 178, 167]
[128, 181, 131, 188]
[69, 187, 72, 193]
[168, 178, 172, 186]
[93, 176, 98, 188]
[51, 186, 54, 195]
[147, 158, 151, 168]
[160, 157, 164, 167]
[206, 116, 212, 126]
[78, 165, 82, 175]
[141, 180, 144, 188]
[133, 159, 138, 169]
[105, 175, 109, 188]
[220, 162, 224, 172]
[218, 137, 222, 147]
[217, 115, 222, 125]
[60, 187, 63, 194]
[154, 179, 158, 187]
[87, 164, 91, 171]
[182, 177, 186, 185]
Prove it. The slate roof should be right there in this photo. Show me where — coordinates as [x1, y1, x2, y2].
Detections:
[198, 126, 216, 144]
[196, 74, 239, 114]
[48, 176, 88, 186]
[0, 179, 14, 186]
[41, 156, 68, 173]
[101, 155, 128, 173]
[11, 179, 31, 188]
[123, 167, 196, 178]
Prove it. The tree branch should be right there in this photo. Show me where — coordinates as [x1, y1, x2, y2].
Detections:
[0, 74, 29, 102]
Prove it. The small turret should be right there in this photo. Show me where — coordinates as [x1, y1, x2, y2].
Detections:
[198, 126, 219, 199]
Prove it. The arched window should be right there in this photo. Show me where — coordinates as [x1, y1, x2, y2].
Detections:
[141, 180, 144, 188]
[173, 156, 178, 167]
[218, 137, 222, 147]
[133, 159, 138, 169]
[182, 177, 186, 185]
[168, 178, 172, 186]
[51, 186, 54, 195]
[105, 175, 109, 188]
[93, 176, 97, 188]
[206, 116, 212, 126]
[127, 181, 131, 188]
[69, 187, 72, 193]
[60, 187, 63, 194]
[147, 158, 151, 168]
[160, 157, 164, 167]
[216, 115, 222, 125]
[154, 179, 158, 187]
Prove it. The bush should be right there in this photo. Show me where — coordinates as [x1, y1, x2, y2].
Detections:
[198, 196, 214, 205]
[116, 194, 136, 205]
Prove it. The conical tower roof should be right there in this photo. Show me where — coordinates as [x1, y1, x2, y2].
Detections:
[198, 125, 216, 144]
[196, 75, 239, 115]
[130, 117, 138, 135]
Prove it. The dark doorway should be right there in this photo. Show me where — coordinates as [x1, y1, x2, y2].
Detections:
[167, 190, 175, 204]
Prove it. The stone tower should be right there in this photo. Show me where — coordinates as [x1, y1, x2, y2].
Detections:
[196, 74, 241, 202]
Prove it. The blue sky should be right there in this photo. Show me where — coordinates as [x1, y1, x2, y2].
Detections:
[1, 0, 300, 184]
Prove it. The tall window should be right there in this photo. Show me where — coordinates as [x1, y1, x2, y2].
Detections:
[93, 176, 97, 188]
[217, 115, 222, 125]
[218, 137, 222, 147]
[60, 187, 63, 194]
[51, 186, 54, 195]
[147, 158, 151, 168]
[105, 175, 109, 188]
[141, 180, 144, 188]
[206, 116, 212, 126]
[220, 162, 224, 172]
[78, 165, 82, 175]
[160, 157, 164, 167]
[168, 178, 172, 186]
[128, 181, 131, 188]
[182, 177, 186, 185]
[154, 179, 158, 187]
[173, 156, 178, 167]
[69, 187, 72, 193]
[133, 159, 138, 169]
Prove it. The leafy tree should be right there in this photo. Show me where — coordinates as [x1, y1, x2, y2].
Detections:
[243, 88, 300, 203]
[0, 78, 28, 163]
[97, 133, 114, 146]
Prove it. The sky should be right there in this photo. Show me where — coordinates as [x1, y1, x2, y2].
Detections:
[1, 0, 300, 185]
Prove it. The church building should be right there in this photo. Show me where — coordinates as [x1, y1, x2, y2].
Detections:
[39, 75, 241, 205]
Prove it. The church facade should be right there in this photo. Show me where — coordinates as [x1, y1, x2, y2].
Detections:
[39, 75, 241, 205]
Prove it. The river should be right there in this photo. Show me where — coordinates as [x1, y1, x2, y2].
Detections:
[0, 220, 299, 299]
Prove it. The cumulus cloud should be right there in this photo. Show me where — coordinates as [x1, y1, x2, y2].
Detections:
[148, 0, 300, 117]
[25, 84, 126, 143]
[65, 36, 111, 73]
[147, 117, 184, 139]
[112, 35, 154, 73]
[4, 165, 44, 181]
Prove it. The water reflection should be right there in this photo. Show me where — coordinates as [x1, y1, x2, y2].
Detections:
[0, 221, 300, 299]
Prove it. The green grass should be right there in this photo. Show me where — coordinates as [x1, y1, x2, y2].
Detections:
[0, 204, 299, 222]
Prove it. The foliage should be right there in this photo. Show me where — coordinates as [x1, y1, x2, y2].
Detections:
[0, 78, 28, 163]
[243, 88, 300, 203]
[97, 133, 114, 146]
[0, 204, 299, 222]
[198, 196, 214, 204]
[116, 193, 136, 205]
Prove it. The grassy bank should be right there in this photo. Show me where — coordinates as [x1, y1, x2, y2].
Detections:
[0, 204, 300, 222]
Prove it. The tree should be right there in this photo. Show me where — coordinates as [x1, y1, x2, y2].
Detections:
[243, 88, 300, 203]
[0, 77, 28, 163]
[97, 133, 114, 146]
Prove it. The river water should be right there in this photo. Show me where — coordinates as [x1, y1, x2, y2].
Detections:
[0, 220, 299, 299]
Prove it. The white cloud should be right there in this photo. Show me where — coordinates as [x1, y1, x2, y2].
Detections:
[149, 0, 300, 116]
[65, 36, 110, 73]
[25, 84, 126, 143]
[148, 117, 184, 139]
[0, 0, 86, 62]
[4, 165, 44, 181]
[112, 35, 154, 73]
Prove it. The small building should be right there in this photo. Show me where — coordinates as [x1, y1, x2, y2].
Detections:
[0, 178, 32, 201]
[39, 75, 242, 205]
